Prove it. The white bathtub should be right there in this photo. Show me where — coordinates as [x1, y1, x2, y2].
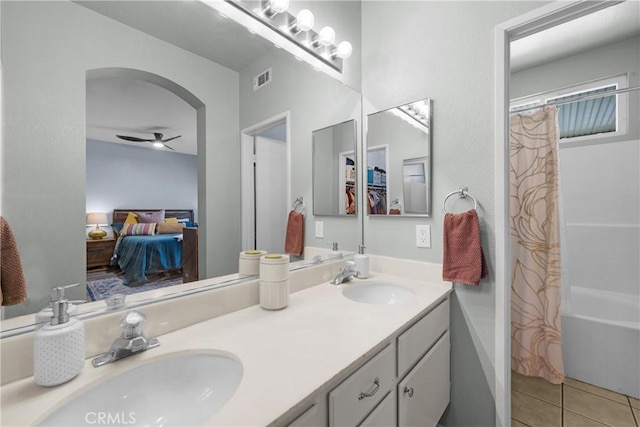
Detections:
[562, 286, 640, 398]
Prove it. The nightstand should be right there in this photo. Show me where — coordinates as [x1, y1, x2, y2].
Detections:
[86, 238, 116, 270]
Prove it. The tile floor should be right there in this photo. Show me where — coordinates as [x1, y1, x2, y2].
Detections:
[512, 371, 640, 427]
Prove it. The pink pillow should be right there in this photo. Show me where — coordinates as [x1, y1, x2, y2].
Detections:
[136, 210, 165, 223]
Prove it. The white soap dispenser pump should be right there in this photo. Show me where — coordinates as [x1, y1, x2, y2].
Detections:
[328, 242, 342, 259]
[33, 285, 85, 387]
[355, 244, 370, 279]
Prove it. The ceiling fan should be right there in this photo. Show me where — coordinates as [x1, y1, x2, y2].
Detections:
[116, 132, 182, 150]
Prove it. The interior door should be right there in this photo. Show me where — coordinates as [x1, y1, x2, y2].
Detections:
[255, 135, 287, 253]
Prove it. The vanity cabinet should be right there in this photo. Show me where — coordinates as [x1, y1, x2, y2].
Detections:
[287, 297, 450, 427]
[329, 343, 395, 426]
[398, 332, 450, 427]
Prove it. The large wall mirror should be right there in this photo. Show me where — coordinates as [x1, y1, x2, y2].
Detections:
[365, 98, 432, 217]
[312, 120, 358, 216]
[1, 1, 362, 330]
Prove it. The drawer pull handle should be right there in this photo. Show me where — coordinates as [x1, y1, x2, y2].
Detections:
[403, 386, 414, 398]
[358, 377, 380, 400]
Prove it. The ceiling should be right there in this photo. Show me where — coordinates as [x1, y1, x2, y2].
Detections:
[82, 1, 640, 155]
[511, 1, 640, 73]
[81, 0, 276, 155]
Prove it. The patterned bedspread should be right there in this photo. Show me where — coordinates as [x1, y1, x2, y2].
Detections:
[114, 234, 182, 285]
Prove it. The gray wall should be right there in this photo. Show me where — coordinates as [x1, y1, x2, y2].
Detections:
[86, 139, 198, 228]
[239, 48, 363, 252]
[361, 1, 548, 425]
[1, 1, 239, 317]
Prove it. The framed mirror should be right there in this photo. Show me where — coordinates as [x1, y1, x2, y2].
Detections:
[312, 120, 358, 216]
[0, 0, 362, 332]
[365, 98, 431, 217]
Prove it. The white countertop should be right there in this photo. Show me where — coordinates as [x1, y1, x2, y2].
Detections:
[0, 272, 451, 426]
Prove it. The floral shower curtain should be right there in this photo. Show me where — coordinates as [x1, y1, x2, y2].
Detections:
[510, 106, 565, 384]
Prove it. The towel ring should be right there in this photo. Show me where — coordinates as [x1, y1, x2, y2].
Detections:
[442, 188, 478, 214]
[292, 197, 306, 213]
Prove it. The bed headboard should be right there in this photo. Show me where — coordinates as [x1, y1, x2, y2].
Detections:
[112, 209, 194, 224]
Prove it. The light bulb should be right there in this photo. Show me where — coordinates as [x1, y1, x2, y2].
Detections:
[153, 142, 164, 148]
[317, 26, 335, 46]
[296, 9, 314, 32]
[335, 41, 352, 59]
[270, 0, 289, 14]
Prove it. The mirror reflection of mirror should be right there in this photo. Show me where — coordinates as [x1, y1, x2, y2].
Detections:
[312, 120, 358, 217]
[1, 1, 362, 329]
[366, 98, 431, 217]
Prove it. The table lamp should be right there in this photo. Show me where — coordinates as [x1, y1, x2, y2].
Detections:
[87, 212, 108, 240]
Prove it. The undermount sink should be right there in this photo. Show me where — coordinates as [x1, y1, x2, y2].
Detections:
[39, 351, 243, 427]
[342, 282, 415, 305]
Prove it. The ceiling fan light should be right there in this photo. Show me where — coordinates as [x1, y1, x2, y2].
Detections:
[153, 142, 164, 148]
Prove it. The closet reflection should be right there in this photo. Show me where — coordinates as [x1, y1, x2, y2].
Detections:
[366, 98, 432, 217]
[312, 120, 358, 216]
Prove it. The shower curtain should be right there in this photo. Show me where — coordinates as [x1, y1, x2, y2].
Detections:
[510, 106, 565, 384]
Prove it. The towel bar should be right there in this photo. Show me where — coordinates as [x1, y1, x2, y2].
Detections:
[292, 197, 306, 213]
[442, 188, 478, 214]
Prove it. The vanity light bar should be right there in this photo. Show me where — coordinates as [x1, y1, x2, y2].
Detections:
[227, 0, 349, 73]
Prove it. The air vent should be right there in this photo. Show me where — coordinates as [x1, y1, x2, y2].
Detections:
[253, 68, 272, 91]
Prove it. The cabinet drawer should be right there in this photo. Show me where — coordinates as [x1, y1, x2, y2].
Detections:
[359, 390, 396, 427]
[397, 298, 449, 377]
[398, 332, 450, 427]
[329, 343, 395, 426]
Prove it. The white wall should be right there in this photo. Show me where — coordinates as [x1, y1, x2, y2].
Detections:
[361, 1, 549, 425]
[86, 139, 198, 224]
[1, 1, 240, 317]
[239, 48, 363, 252]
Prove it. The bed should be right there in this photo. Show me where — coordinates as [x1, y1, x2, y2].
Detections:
[111, 209, 196, 285]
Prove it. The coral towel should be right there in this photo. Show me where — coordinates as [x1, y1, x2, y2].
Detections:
[1, 216, 27, 305]
[284, 211, 304, 256]
[443, 209, 488, 286]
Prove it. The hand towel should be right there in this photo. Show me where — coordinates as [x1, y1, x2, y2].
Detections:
[284, 210, 304, 256]
[442, 209, 488, 286]
[1, 216, 27, 305]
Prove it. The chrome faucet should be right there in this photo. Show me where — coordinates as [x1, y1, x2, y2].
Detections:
[331, 261, 358, 285]
[92, 310, 160, 368]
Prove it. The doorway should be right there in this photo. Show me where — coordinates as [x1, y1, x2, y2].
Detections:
[494, 1, 639, 424]
[241, 112, 291, 254]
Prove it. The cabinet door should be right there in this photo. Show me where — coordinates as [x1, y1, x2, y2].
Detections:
[288, 401, 327, 427]
[359, 391, 396, 427]
[398, 332, 450, 427]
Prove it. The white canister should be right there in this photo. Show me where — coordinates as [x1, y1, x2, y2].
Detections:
[260, 279, 289, 310]
[259, 254, 290, 283]
[239, 250, 267, 277]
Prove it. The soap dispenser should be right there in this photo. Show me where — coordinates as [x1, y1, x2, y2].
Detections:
[33, 286, 85, 387]
[355, 245, 370, 279]
[329, 242, 343, 259]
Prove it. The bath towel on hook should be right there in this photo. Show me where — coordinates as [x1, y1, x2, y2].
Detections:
[285, 198, 305, 256]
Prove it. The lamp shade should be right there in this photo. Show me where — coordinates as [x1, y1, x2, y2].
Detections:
[86, 212, 108, 226]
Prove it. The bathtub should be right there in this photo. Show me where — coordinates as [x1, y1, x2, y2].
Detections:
[562, 286, 640, 398]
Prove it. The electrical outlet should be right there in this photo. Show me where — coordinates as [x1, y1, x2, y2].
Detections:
[416, 225, 431, 248]
[315, 221, 324, 238]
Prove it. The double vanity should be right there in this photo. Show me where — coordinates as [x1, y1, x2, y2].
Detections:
[1, 256, 451, 426]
